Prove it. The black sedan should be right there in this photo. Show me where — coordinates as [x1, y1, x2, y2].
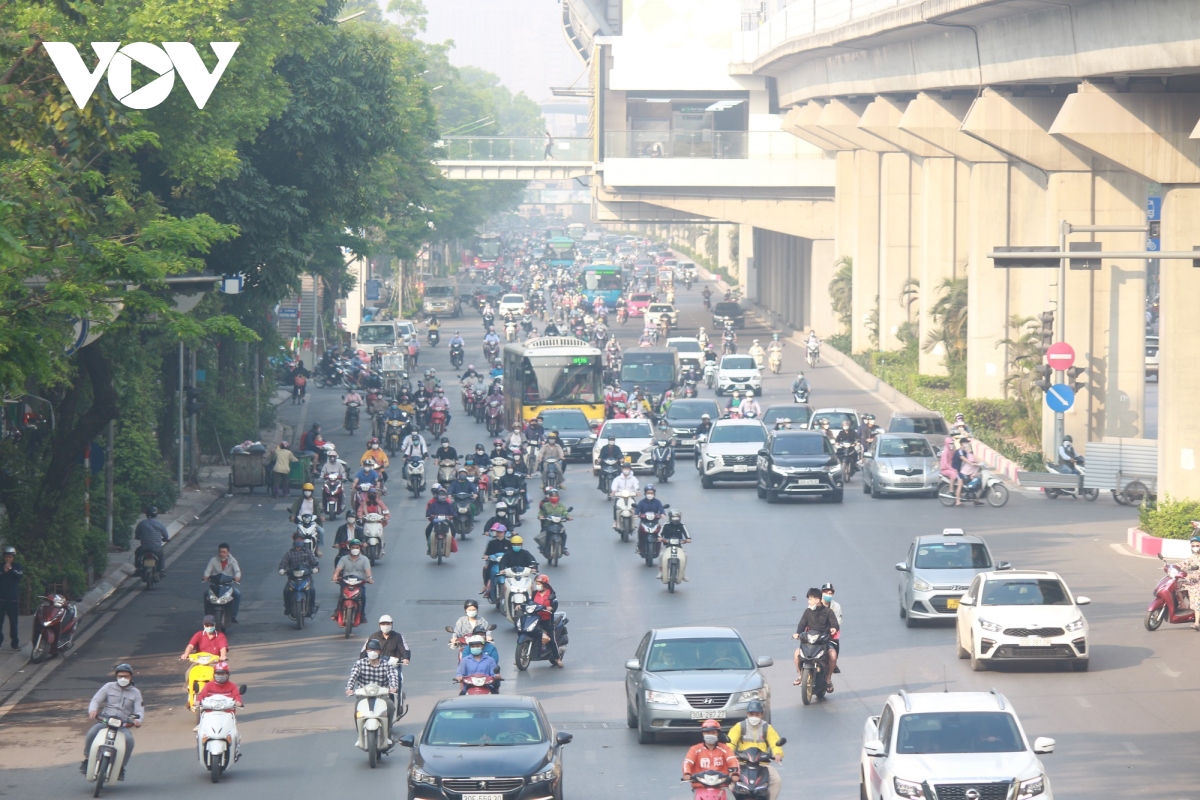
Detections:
[712, 301, 745, 329]
[658, 398, 721, 454]
[402, 694, 573, 800]
[755, 430, 843, 504]
[537, 408, 597, 460]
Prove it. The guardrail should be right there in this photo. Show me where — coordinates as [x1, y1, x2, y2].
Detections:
[604, 130, 814, 160]
[734, 0, 920, 63]
[436, 137, 592, 162]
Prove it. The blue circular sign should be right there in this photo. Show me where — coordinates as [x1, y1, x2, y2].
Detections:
[1045, 383, 1075, 412]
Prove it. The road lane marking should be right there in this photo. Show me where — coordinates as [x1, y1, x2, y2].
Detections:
[1109, 542, 1158, 560]
[1075, 696, 1092, 708]
[1156, 663, 1181, 678]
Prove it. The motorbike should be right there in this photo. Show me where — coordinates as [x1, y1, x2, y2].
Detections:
[485, 399, 505, 436]
[796, 630, 831, 705]
[407, 456, 426, 498]
[505, 322, 518, 342]
[661, 536, 687, 594]
[449, 342, 465, 368]
[502, 566, 538, 628]
[484, 341, 500, 363]
[1146, 557, 1196, 630]
[1045, 461, 1100, 501]
[295, 514, 321, 557]
[428, 328, 440, 346]
[499, 485, 526, 522]
[459, 673, 501, 696]
[335, 575, 366, 637]
[361, 511, 386, 563]
[618, 306, 629, 324]
[937, 465, 1010, 507]
[704, 363, 717, 389]
[835, 443, 859, 479]
[806, 344, 819, 367]
[186, 652, 220, 711]
[537, 508, 572, 567]
[514, 601, 569, 671]
[322, 474, 345, 516]
[437, 458, 458, 486]
[136, 548, 161, 590]
[768, 348, 783, 375]
[285, 566, 316, 629]
[637, 510, 667, 567]
[203, 574, 237, 631]
[197, 690, 247, 783]
[703, 292, 713, 311]
[598, 457, 621, 494]
[682, 377, 699, 399]
[413, 398, 430, 431]
[651, 445, 675, 484]
[344, 400, 361, 433]
[29, 591, 78, 663]
[731, 741, 785, 800]
[722, 336, 737, 356]
[429, 407, 447, 437]
[429, 515, 453, 564]
[452, 492, 476, 538]
[85, 713, 134, 796]
[613, 490, 637, 542]
[792, 387, 809, 404]
[541, 457, 562, 490]
[522, 315, 534, 334]
[385, 418, 405, 455]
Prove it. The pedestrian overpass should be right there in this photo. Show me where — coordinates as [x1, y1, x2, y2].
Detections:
[435, 137, 593, 180]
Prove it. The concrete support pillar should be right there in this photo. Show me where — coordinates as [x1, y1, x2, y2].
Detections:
[739, 224, 755, 297]
[920, 158, 958, 375]
[966, 162, 1010, 398]
[717, 223, 734, 274]
[1160, 186, 1200, 500]
[878, 152, 913, 351]
[809, 239, 837, 337]
[851, 151, 881, 352]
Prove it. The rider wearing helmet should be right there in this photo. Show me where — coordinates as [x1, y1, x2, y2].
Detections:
[817, 417, 833, 440]
[82, 663, 144, 779]
[536, 489, 571, 557]
[430, 387, 452, 426]
[657, 509, 691, 583]
[345, 638, 400, 721]
[450, 599, 490, 644]
[727, 700, 783, 800]
[434, 436, 458, 463]
[360, 438, 390, 476]
[480, 523, 512, 596]
[133, 506, 168, 579]
[194, 661, 245, 760]
[683, 719, 739, 788]
[1058, 434, 1082, 474]
[424, 487, 455, 555]
[456, 634, 501, 693]
[695, 413, 714, 439]
[597, 435, 624, 489]
[791, 371, 810, 397]
[331, 537, 374, 617]
[278, 532, 319, 616]
[498, 534, 538, 572]
[531, 574, 562, 667]
[290, 481, 325, 554]
[365, 614, 411, 668]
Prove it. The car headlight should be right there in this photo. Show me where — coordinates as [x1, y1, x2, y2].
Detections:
[531, 766, 557, 783]
[1017, 774, 1046, 798]
[646, 690, 678, 704]
[912, 577, 933, 592]
[771, 465, 792, 476]
[581, 436, 595, 445]
[979, 618, 1003, 633]
[876, 463, 891, 474]
[410, 766, 439, 786]
[737, 688, 768, 703]
[1064, 617, 1086, 632]
[828, 464, 842, 475]
[641, 447, 653, 457]
[893, 777, 924, 798]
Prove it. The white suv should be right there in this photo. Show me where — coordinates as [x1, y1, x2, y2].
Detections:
[696, 418, 767, 488]
[955, 570, 1091, 672]
[715, 354, 762, 396]
[861, 690, 1056, 800]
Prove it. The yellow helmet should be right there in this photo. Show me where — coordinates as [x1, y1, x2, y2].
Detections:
[509, 535, 523, 545]
[302, 482, 314, 491]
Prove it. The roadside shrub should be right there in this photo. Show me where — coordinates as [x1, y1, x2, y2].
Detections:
[1139, 496, 1200, 540]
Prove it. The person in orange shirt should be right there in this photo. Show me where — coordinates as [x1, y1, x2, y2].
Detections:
[682, 719, 739, 788]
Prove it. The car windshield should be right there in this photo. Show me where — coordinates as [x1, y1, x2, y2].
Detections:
[603, 422, 653, 439]
[666, 401, 720, 421]
[709, 425, 766, 444]
[981, 578, 1071, 605]
[890, 416, 949, 435]
[895, 712, 1024, 754]
[539, 410, 589, 430]
[914, 542, 992, 569]
[585, 271, 623, 291]
[771, 435, 829, 456]
[670, 340, 702, 352]
[424, 708, 545, 746]
[721, 356, 755, 370]
[425, 286, 454, 297]
[878, 438, 934, 458]
[811, 411, 856, 429]
[502, 295, 524, 304]
[714, 303, 741, 315]
[631, 294, 653, 303]
[649, 304, 673, 313]
[357, 325, 395, 345]
[763, 407, 812, 426]
[646, 637, 755, 672]
[622, 361, 676, 384]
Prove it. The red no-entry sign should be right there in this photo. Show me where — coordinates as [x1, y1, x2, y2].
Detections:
[1046, 341, 1075, 371]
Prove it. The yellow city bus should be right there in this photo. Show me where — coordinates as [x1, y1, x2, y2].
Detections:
[502, 337, 605, 424]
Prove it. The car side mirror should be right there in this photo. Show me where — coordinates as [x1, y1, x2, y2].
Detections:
[556, 731, 574, 745]
[997, 561, 1013, 571]
[1075, 596, 1091, 605]
[864, 740, 885, 757]
[756, 656, 774, 668]
[958, 596, 975, 606]
[1032, 736, 1056, 754]
[625, 658, 641, 671]
[398, 734, 415, 748]
[862, 451, 873, 459]
[444, 626, 455, 633]
[895, 562, 909, 572]
[758, 449, 768, 457]
[698, 435, 708, 443]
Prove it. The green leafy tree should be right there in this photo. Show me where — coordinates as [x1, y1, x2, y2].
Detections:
[923, 275, 969, 379]
[828, 257, 853, 335]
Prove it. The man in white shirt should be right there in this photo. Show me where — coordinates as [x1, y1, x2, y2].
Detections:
[608, 465, 640, 531]
[400, 430, 428, 479]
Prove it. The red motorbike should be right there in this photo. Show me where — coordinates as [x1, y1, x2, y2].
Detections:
[322, 474, 345, 516]
[429, 408, 447, 437]
[485, 399, 505, 436]
[458, 674, 501, 696]
[30, 592, 78, 663]
[1146, 557, 1196, 630]
[335, 576, 366, 638]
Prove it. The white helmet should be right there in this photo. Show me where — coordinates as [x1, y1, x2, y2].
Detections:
[379, 614, 393, 624]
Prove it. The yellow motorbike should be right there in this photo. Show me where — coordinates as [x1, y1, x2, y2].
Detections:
[186, 652, 221, 711]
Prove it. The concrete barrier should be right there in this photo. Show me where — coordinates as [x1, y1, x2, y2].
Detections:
[1128, 525, 1192, 558]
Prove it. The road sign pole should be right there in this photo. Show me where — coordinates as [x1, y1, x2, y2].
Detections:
[1054, 220, 1067, 459]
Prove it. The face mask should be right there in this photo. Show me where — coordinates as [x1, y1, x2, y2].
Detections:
[204, 626, 216, 634]
[294, 542, 304, 549]
[746, 716, 763, 727]
[703, 734, 718, 747]
[215, 675, 229, 684]
[512, 546, 522, 552]
[116, 677, 131, 687]
[470, 647, 483, 655]
[367, 650, 380, 660]
[303, 490, 313, 497]
[350, 548, 361, 556]
[466, 608, 477, 618]
[823, 594, 833, 603]
[380, 624, 392, 633]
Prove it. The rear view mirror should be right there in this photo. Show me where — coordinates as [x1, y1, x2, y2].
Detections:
[1075, 596, 1091, 605]
[958, 596, 975, 606]
[567, 506, 574, 512]
[1032, 737, 1056, 754]
[398, 734, 415, 748]
[997, 561, 1013, 571]
[864, 739, 885, 757]
[625, 659, 641, 671]
[239, 685, 248, 695]
[487, 623, 497, 631]
[444, 626, 454, 633]
[895, 562, 909, 572]
[556, 731, 574, 745]
[756, 656, 774, 668]
[758, 449, 768, 457]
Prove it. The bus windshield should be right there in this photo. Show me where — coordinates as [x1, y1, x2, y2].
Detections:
[357, 325, 395, 345]
[622, 362, 675, 384]
[476, 238, 502, 259]
[585, 271, 623, 291]
[519, 356, 601, 404]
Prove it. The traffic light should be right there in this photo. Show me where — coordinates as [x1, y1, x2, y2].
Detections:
[1067, 366, 1087, 393]
[185, 386, 205, 416]
[1032, 364, 1053, 392]
[1038, 311, 1055, 354]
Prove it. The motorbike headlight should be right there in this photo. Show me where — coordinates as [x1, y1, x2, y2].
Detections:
[912, 577, 933, 592]
[893, 777, 924, 799]
[1065, 617, 1086, 632]
[531, 767, 557, 783]
[645, 690, 678, 705]
[979, 618, 1003, 633]
[737, 688, 768, 703]
[410, 766, 439, 786]
[1017, 775, 1046, 798]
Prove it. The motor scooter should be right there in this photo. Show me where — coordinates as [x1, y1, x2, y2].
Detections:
[285, 566, 317, 629]
[29, 591, 78, 663]
[294, 514, 320, 557]
[186, 652, 220, 710]
[452, 492, 476, 538]
[429, 408, 447, 437]
[613, 490, 637, 543]
[486, 552, 506, 609]
[430, 515, 453, 564]
[437, 458, 458, 486]
[485, 399, 505, 436]
[322, 474, 345, 516]
[598, 457, 621, 494]
[684, 770, 733, 800]
[792, 387, 809, 404]
[85, 713, 134, 796]
[936, 465, 1009, 507]
[637, 510, 667, 567]
[502, 566, 537, 628]
[767, 349, 783, 375]
[361, 511, 386, 563]
[428, 327, 440, 346]
[196, 689, 248, 783]
[731, 741, 786, 800]
[450, 342, 465, 368]
[795, 631, 830, 706]
[514, 601, 569, 671]
[406, 456, 426, 498]
[203, 574, 237, 631]
[385, 418, 405, 455]
[1146, 556, 1197, 630]
[541, 457, 562, 490]
[1044, 461, 1100, 501]
[459, 674, 502, 695]
[353, 683, 396, 768]
[344, 400, 361, 433]
[335, 576, 366, 638]
[651, 444, 675, 484]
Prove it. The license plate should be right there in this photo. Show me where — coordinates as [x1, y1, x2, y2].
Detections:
[897, 478, 924, 485]
[690, 710, 727, 720]
[796, 479, 820, 485]
[733, 465, 748, 473]
[1020, 637, 1051, 647]
[624, 455, 633, 463]
[681, 439, 696, 446]
[945, 598, 960, 610]
[463, 795, 504, 800]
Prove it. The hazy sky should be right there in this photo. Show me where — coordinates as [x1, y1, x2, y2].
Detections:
[420, 0, 583, 103]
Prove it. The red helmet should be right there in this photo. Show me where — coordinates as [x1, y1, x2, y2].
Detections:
[368, 437, 380, 446]
[700, 719, 721, 730]
[213, 661, 230, 674]
[534, 574, 550, 586]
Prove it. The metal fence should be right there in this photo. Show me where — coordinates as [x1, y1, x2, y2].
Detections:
[735, 0, 920, 62]
[436, 137, 592, 162]
[604, 130, 813, 160]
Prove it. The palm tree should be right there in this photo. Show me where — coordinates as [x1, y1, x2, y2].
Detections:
[1000, 315, 1044, 443]
[828, 256, 853, 334]
[922, 276, 968, 373]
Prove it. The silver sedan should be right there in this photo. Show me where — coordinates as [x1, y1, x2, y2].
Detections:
[861, 434, 940, 498]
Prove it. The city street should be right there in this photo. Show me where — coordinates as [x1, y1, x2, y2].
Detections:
[0, 273, 1186, 800]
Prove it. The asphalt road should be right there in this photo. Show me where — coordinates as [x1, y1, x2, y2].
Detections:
[0, 267, 1190, 800]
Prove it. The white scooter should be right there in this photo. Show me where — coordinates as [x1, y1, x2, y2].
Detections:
[354, 683, 396, 769]
[502, 566, 537, 628]
[86, 714, 134, 796]
[361, 511, 386, 564]
[768, 348, 783, 374]
[703, 362, 717, 389]
[660, 536, 688, 593]
[197, 691, 245, 783]
[613, 490, 637, 543]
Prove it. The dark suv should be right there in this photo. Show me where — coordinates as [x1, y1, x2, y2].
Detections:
[712, 302, 745, 329]
[755, 430, 844, 503]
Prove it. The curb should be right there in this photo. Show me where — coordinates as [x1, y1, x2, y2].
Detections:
[1127, 525, 1192, 558]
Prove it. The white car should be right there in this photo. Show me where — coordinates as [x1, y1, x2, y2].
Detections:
[696, 418, 767, 487]
[861, 690, 1056, 800]
[807, 407, 859, 431]
[396, 320, 417, 340]
[955, 570, 1091, 672]
[666, 337, 704, 373]
[592, 418, 657, 474]
[645, 303, 677, 329]
[498, 293, 527, 316]
[715, 354, 762, 396]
